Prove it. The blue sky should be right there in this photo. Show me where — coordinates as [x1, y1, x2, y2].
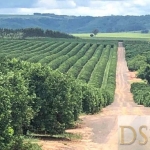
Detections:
[0, 0, 149, 16]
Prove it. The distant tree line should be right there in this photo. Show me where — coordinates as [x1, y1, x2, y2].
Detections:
[0, 28, 76, 39]
[34, 13, 57, 17]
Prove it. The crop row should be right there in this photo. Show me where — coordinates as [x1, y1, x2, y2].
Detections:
[88, 45, 110, 88]
[67, 44, 97, 78]
[101, 47, 113, 89]
[48, 43, 78, 69]
[57, 43, 89, 73]
[0, 40, 117, 91]
[77, 45, 103, 83]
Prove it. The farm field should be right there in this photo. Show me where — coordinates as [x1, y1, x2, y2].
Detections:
[0, 39, 117, 88]
[72, 32, 150, 40]
[2, 38, 150, 150]
[0, 38, 119, 150]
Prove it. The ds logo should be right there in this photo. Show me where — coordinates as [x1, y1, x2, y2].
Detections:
[118, 115, 150, 150]
[119, 126, 148, 145]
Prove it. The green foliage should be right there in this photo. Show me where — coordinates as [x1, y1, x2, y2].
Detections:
[0, 28, 76, 39]
[88, 45, 110, 88]
[67, 43, 95, 78]
[131, 83, 150, 106]
[127, 55, 147, 71]
[48, 43, 78, 69]
[81, 85, 102, 114]
[138, 64, 150, 84]
[101, 47, 114, 89]
[125, 41, 150, 107]
[125, 41, 150, 81]
[0, 58, 81, 148]
[0, 38, 117, 149]
[9, 136, 42, 150]
[77, 45, 103, 83]
[30, 69, 82, 134]
[0, 74, 13, 149]
[0, 54, 117, 133]
[58, 43, 86, 73]
[105, 46, 117, 103]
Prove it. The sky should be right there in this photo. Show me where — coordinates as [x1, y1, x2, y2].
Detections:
[0, 0, 149, 16]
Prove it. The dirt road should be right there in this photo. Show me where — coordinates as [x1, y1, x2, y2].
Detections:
[40, 42, 150, 150]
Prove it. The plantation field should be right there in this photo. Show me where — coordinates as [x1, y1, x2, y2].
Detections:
[4, 38, 150, 150]
[0, 39, 117, 88]
[72, 32, 150, 40]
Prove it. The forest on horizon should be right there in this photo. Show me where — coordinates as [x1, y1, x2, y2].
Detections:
[0, 13, 150, 33]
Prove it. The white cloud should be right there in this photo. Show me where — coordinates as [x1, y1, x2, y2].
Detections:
[0, 0, 150, 16]
[29, 0, 150, 16]
[36, 0, 77, 9]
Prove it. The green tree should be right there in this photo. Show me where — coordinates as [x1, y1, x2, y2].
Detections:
[0, 74, 14, 150]
[92, 29, 99, 36]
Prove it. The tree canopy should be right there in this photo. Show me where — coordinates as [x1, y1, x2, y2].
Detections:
[92, 29, 99, 36]
[0, 28, 76, 39]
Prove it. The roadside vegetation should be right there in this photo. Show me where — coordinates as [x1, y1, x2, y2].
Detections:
[125, 40, 150, 106]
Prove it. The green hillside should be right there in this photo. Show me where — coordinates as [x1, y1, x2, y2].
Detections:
[0, 14, 150, 33]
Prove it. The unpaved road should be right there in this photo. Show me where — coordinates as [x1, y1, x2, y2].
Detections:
[39, 42, 150, 150]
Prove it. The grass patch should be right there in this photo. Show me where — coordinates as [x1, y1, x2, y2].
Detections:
[129, 79, 146, 84]
[29, 132, 82, 141]
[53, 132, 82, 141]
[23, 135, 39, 143]
[72, 32, 150, 41]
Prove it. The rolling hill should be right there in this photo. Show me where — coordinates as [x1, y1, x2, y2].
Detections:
[0, 13, 150, 33]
